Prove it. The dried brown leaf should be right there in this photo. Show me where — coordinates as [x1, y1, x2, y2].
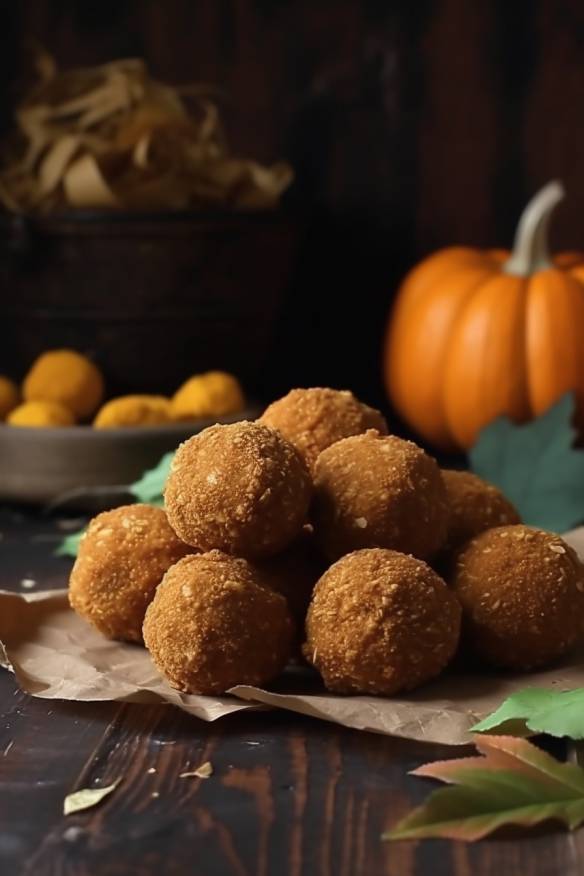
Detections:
[63, 778, 121, 815]
[179, 761, 213, 779]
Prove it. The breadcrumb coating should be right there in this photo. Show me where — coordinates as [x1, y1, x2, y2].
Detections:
[442, 470, 520, 551]
[260, 387, 388, 472]
[311, 431, 448, 561]
[451, 525, 584, 669]
[142, 550, 294, 694]
[253, 526, 325, 657]
[303, 548, 461, 695]
[69, 504, 192, 642]
[164, 421, 312, 558]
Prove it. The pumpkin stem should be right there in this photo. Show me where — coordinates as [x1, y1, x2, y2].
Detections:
[503, 180, 565, 276]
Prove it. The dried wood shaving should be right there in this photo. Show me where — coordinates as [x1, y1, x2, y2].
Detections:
[0, 54, 292, 213]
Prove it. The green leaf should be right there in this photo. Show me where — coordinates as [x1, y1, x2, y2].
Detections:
[129, 451, 174, 505]
[469, 393, 584, 531]
[473, 688, 584, 740]
[55, 528, 85, 558]
[385, 735, 584, 842]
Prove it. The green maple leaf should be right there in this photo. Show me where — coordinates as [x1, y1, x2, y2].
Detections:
[473, 688, 584, 740]
[385, 735, 584, 842]
[469, 393, 584, 531]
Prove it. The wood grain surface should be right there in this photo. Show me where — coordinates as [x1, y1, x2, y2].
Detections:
[0, 507, 583, 875]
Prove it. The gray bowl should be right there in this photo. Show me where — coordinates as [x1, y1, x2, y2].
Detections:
[0, 406, 260, 508]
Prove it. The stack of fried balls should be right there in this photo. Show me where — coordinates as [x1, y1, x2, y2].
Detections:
[69, 387, 584, 697]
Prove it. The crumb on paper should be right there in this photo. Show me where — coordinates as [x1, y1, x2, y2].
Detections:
[3, 741, 14, 757]
[151, 791, 160, 798]
[179, 761, 213, 779]
[147, 767, 156, 774]
[20, 578, 36, 589]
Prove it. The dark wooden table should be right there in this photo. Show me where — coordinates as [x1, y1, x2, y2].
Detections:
[0, 508, 582, 876]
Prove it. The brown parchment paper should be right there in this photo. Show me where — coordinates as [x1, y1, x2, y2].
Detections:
[1, 527, 584, 745]
[0, 589, 255, 721]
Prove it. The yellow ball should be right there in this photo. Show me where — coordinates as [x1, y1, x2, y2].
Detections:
[94, 395, 171, 428]
[0, 376, 19, 420]
[23, 349, 104, 420]
[8, 400, 75, 427]
[171, 371, 245, 421]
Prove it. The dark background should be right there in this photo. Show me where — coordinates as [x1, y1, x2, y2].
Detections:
[1, 0, 584, 413]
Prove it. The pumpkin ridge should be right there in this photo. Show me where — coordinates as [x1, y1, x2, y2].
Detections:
[387, 264, 498, 448]
[442, 272, 530, 448]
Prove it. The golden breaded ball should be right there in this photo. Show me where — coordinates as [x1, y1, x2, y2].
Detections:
[442, 469, 521, 551]
[253, 526, 325, 651]
[69, 504, 192, 642]
[260, 387, 388, 471]
[94, 395, 171, 428]
[303, 548, 461, 695]
[0, 376, 19, 420]
[451, 525, 584, 670]
[171, 371, 245, 421]
[7, 400, 74, 427]
[312, 430, 448, 562]
[143, 550, 294, 694]
[164, 421, 312, 558]
[24, 349, 104, 419]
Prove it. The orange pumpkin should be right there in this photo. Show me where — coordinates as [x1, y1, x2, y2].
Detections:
[384, 181, 584, 450]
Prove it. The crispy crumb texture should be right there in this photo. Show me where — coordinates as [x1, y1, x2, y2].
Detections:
[451, 524, 584, 669]
[303, 548, 461, 695]
[260, 387, 388, 471]
[69, 504, 192, 642]
[311, 431, 448, 561]
[143, 550, 294, 694]
[164, 420, 312, 558]
[442, 469, 521, 551]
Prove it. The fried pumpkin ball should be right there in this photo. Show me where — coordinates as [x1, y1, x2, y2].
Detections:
[303, 548, 461, 695]
[23, 349, 104, 419]
[69, 504, 192, 642]
[311, 430, 448, 561]
[451, 525, 584, 670]
[143, 550, 294, 695]
[7, 400, 75, 427]
[259, 387, 388, 472]
[164, 421, 312, 558]
[254, 526, 325, 637]
[171, 371, 245, 421]
[94, 395, 171, 428]
[0, 376, 19, 420]
[442, 470, 521, 552]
